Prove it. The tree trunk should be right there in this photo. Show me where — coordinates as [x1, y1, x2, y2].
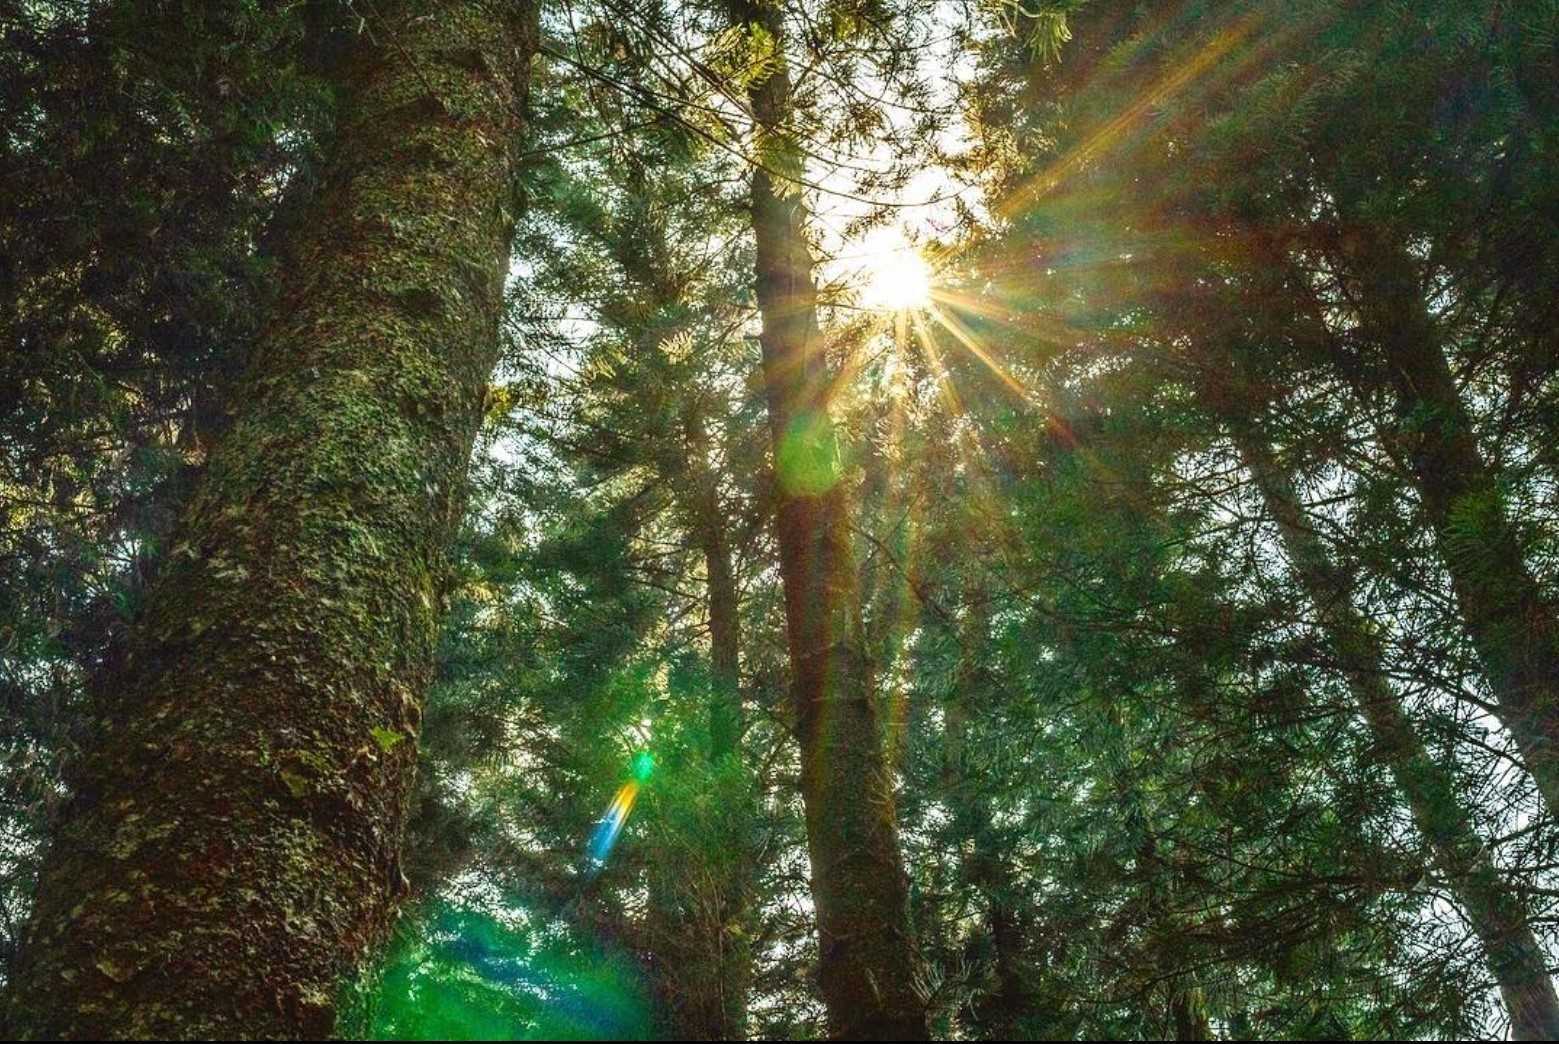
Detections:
[605, 155, 755, 1037]
[663, 406, 752, 1041]
[1170, 986, 1210, 1041]
[3, 2, 537, 1036]
[1334, 229, 1559, 817]
[1237, 431, 1559, 1041]
[728, 3, 927, 1037]
[944, 594, 1033, 1038]
[687, 408, 744, 765]
[704, 514, 743, 763]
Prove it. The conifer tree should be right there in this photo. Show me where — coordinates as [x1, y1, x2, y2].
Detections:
[4, 2, 539, 1035]
[725, 1, 928, 1036]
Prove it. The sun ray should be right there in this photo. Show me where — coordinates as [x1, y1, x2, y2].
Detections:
[998, 10, 1263, 220]
[910, 312, 1019, 560]
[926, 304, 1027, 399]
[910, 308, 965, 422]
[929, 288, 1094, 349]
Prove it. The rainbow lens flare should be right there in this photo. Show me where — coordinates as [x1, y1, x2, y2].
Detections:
[585, 751, 654, 874]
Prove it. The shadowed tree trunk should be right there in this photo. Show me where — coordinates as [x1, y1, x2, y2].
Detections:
[1328, 226, 1559, 818]
[3, 2, 537, 1036]
[727, 2, 928, 1037]
[1235, 429, 1559, 1041]
[944, 591, 1034, 1038]
[1171, 987, 1211, 1041]
[688, 407, 744, 765]
[648, 403, 752, 1042]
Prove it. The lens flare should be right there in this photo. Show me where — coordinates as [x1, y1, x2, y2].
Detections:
[361, 901, 651, 1039]
[586, 780, 639, 872]
[585, 751, 654, 875]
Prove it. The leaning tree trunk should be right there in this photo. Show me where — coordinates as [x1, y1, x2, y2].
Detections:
[1331, 229, 1559, 818]
[3, 2, 536, 1037]
[727, 3, 928, 1037]
[1236, 430, 1559, 1040]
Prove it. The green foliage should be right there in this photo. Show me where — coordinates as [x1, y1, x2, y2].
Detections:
[6, 0, 1559, 1039]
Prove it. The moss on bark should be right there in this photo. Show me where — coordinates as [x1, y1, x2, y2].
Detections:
[3, 2, 537, 1037]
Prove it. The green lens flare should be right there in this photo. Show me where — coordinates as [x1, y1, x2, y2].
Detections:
[357, 901, 651, 1040]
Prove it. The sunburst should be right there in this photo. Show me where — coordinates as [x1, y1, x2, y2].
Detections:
[858, 227, 933, 313]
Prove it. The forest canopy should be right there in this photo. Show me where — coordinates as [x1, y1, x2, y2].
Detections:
[3, 0, 1559, 1039]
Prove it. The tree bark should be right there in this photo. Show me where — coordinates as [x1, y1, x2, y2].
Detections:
[727, 3, 928, 1037]
[1170, 985, 1210, 1041]
[1236, 431, 1559, 1041]
[1333, 229, 1559, 817]
[3, 2, 536, 1036]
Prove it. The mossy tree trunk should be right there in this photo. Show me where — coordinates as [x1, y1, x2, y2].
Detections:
[1236, 430, 1559, 1041]
[1170, 989, 1212, 1041]
[3, 2, 537, 1037]
[727, 3, 928, 1037]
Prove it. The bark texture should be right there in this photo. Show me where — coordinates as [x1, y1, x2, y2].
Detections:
[4, 2, 536, 1036]
[729, 2, 928, 1037]
[1238, 432, 1559, 1041]
[1170, 989, 1211, 1041]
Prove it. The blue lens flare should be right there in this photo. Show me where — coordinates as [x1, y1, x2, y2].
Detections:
[585, 779, 640, 874]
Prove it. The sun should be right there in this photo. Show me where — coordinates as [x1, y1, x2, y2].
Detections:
[858, 227, 933, 312]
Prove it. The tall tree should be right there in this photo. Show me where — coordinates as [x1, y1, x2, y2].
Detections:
[594, 163, 760, 1040]
[0, 0, 327, 976]
[1233, 423, 1559, 1040]
[949, 4, 1559, 1033]
[1316, 222, 1559, 814]
[726, 2, 929, 1037]
[4, 1, 538, 1036]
